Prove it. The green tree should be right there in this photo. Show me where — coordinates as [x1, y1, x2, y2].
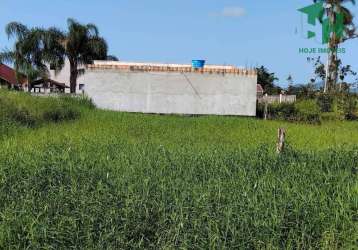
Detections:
[0, 22, 64, 88]
[59, 19, 108, 93]
[1, 19, 108, 94]
[287, 74, 294, 87]
[256, 66, 281, 95]
[286, 74, 294, 92]
[314, 0, 357, 92]
[308, 56, 356, 92]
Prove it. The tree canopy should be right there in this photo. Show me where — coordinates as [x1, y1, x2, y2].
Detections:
[256, 66, 282, 95]
[0, 19, 109, 93]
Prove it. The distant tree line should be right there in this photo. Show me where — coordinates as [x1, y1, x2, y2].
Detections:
[256, 57, 357, 99]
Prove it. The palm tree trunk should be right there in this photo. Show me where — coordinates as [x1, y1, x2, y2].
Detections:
[69, 60, 78, 94]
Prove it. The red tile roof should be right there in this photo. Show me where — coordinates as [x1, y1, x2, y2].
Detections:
[0, 64, 27, 85]
[257, 84, 264, 93]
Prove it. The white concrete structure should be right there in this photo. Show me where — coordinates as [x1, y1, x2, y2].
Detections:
[51, 60, 257, 116]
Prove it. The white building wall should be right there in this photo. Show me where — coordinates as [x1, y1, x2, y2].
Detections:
[82, 69, 257, 116]
[50, 60, 257, 116]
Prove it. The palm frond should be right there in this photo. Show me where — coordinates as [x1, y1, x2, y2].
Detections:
[67, 18, 79, 29]
[341, 6, 354, 24]
[0, 50, 15, 64]
[86, 23, 99, 37]
[87, 36, 108, 60]
[5, 22, 28, 40]
[106, 55, 119, 61]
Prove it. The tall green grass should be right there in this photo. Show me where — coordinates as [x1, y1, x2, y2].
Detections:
[0, 90, 357, 249]
[0, 89, 93, 138]
[0, 141, 356, 249]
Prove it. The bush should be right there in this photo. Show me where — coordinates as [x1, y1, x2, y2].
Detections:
[260, 102, 298, 121]
[268, 102, 296, 120]
[317, 94, 334, 112]
[0, 94, 38, 127]
[59, 95, 96, 110]
[257, 100, 321, 124]
[10, 106, 37, 127]
[0, 89, 86, 134]
[295, 99, 321, 124]
[337, 95, 357, 120]
[321, 112, 340, 121]
[256, 102, 296, 120]
[43, 101, 80, 122]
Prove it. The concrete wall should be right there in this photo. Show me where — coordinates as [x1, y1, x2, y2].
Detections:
[82, 69, 257, 116]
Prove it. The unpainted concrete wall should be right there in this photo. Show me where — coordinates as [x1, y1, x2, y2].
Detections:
[82, 69, 257, 116]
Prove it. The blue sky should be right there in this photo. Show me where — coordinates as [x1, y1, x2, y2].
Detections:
[0, 0, 357, 86]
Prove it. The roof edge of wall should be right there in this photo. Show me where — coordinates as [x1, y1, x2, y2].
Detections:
[87, 61, 257, 76]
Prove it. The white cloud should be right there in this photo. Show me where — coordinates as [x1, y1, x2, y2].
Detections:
[218, 7, 246, 18]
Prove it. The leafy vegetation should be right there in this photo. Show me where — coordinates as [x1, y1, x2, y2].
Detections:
[0, 23, 64, 84]
[0, 89, 93, 137]
[0, 19, 108, 93]
[257, 100, 322, 124]
[312, 0, 357, 92]
[0, 90, 357, 249]
[256, 66, 282, 95]
[258, 92, 358, 124]
[295, 99, 322, 123]
[58, 18, 108, 93]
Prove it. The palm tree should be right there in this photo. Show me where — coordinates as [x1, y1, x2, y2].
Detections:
[314, 0, 357, 92]
[1, 19, 108, 94]
[61, 19, 108, 93]
[0, 22, 64, 89]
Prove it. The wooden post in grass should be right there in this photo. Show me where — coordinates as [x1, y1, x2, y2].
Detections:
[276, 128, 286, 154]
[264, 94, 268, 120]
[264, 101, 268, 120]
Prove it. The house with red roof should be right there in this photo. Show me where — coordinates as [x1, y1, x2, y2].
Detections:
[257, 84, 264, 98]
[0, 64, 27, 89]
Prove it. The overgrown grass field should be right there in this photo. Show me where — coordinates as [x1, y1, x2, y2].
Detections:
[0, 90, 357, 249]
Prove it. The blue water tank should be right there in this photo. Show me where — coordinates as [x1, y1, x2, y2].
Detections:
[192, 60, 206, 69]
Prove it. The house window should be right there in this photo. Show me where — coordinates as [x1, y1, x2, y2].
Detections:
[79, 84, 85, 91]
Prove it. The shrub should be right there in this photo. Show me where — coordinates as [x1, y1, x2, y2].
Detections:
[0, 94, 38, 127]
[9, 106, 37, 127]
[317, 94, 334, 112]
[59, 95, 96, 110]
[256, 102, 265, 118]
[337, 95, 357, 120]
[295, 99, 321, 124]
[259, 102, 296, 121]
[269, 102, 296, 120]
[321, 112, 340, 121]
[257, 100, 321, 124]
[43, 101, 80, 123]
[0, 89, 85, 134]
